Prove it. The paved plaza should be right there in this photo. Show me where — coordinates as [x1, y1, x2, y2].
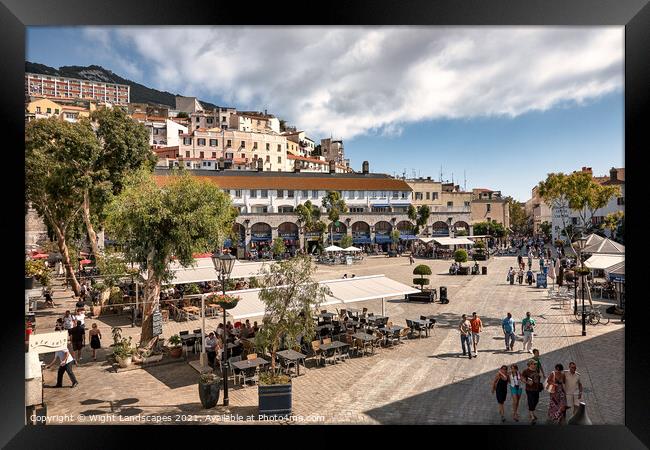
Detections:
[36, 255, 624, 425]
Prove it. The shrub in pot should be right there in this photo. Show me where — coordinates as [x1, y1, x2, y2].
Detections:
[254, 255, 331, 417]
[112, 332, 134, 368]
[412, 264, 432, 290]
[198, 372, 221, 408]
[167, 334, 182, 358]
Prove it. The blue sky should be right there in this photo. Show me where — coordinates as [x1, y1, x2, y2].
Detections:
[27, 26, 624, 201]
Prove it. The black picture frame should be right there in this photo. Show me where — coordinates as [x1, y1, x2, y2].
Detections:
[1, 0, 647, 447]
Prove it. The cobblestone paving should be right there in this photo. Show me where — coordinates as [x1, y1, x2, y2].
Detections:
[35, 255, 624, 425]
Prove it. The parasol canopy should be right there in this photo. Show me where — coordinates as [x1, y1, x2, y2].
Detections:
[324, 245, 344, 252]
[342, 246, 362, 252]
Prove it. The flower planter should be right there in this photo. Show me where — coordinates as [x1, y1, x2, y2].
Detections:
[115, 355, 132, 368]
[198, 380, 220, 409]
[258, 383, 292, 418]
[217, 300, 239, 310]
[169, 347, 182, 358]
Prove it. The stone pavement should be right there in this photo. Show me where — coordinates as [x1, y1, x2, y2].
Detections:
[35, 255, 624, 425]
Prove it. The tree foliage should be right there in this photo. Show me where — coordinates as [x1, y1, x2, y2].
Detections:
[601, 211, 624, 243]
[473, 221, 506, 238]
[538, 171, 620, 255]
[412, 264, 432, 290]
[271, 237, 286, 257]
[105, 170, 234, 344]
[340, 235, 353, 249]
[407, 205, 417, 221]
[254, 255, 331, 381]
[25, 117, 101, 295]
[539, 221, 552, 241]
[454, 249, 469, 265]
[506, 196, 529, 235]
[322, 191, 347, 245]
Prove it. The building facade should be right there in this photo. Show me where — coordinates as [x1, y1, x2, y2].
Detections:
[25, 73, 130, 105]
[154, 169, 474, 254]
[470, 188, 510, 229]
[525, 185, 552, 236]
[406, 178, 472, 235]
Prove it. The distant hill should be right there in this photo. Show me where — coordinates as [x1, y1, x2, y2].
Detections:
[25, 61, 218, 110]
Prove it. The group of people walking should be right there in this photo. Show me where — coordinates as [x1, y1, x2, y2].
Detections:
[492, 358, 583, 425]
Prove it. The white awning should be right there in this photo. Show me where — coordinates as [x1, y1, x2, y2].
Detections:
[583, 254, 625, 270]
[582, 237, 625, 255]
[141, 259, 269, 284]
[226, 274, 420, 320]
[433, 237, 475, 246]
[324, 245, 344, 252]
[342, 246, 362, 252]
[417, 237, 436, 244]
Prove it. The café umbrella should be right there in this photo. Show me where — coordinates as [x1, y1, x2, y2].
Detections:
[324, 245, 344, 252]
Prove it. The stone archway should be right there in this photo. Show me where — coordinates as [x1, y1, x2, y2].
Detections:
[432, 221, 450, 236]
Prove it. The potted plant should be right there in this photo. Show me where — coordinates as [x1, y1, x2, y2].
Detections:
[254, 255, 331, 418]
[25, 259, 50, 289]
[412, 264, 432, 290]
[454, 249, 469, 275]
[111, 329, 134, 368]
[206, 293, 240, 310]
[167, 334, 183, 358]
[198, 372, 221, 409]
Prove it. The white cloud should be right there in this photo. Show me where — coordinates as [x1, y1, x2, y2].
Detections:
[84, 26, 623, 140]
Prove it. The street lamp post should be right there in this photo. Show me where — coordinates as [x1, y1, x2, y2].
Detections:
[211, 251, 236, 406]
[575, 235, 588, 336]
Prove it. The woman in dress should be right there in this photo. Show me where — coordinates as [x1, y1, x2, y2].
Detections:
[89, 322, 102, 361]
[509, 364, 523, 421]
[547, 363, 568, 424]
[491, 365, 509, 422]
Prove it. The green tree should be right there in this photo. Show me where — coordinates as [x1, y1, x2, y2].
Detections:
[601, 211, 624, 242]
[407, 205, 417, 222]
[473, 221, 505, 238]
[254, 255, 331, 382]
[83, 107, 155, 257]
[416, 205, 431, 234]
[25, 117, 100, 296]
[322, 191, 348, 245]
[454, 249, 469, 266]
[390, 229, 401, 250]
[539, 221, 552, 241]
[176, 112, 189, 119]
[412, 264, 432, 290]
[271, 237, 286, 258]
[296, 200, 321, 249]
[105, 170, 234, 344]
[538, 171, 620, 256]
[340, 235, 353, 249]
[506, 196, 529, 235]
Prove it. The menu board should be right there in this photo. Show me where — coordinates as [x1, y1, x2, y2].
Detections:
[152, 307, 163, 337]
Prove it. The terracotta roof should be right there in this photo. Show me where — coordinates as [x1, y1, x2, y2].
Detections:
[287, 154, 328, 165]
[154, 170, 412, 190]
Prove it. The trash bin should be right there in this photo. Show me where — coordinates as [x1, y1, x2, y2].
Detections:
[439, 286, 448, 304]
[482, 266, 487, 275]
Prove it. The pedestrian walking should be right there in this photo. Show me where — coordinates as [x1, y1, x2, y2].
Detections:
[54, 318, 64, 332]
[492, 365, 509, 422]
[528, 252, 533, 270]
[46, 348, 79, 388]
[532, 349, 546, 379]
[517, 268, 524, 284]
[409, 254, 415, 265]
[88, 323, 102, 361]
[502, 312, 516, 351]
[563, 362, 583, 417]
[522, 359, 543, 424]
[205, 332, 217, 368]
[546, 363, 568, 424]
[509, 364, 523, 421]
[62, 310, 74, 337]
[526, 268, 534, 285]
[458, 314, 473, 359]
[469, 312, 483, 357]
[70, 321, 85, 361]
[507, 267, 515, 285]
[521, 312, 536, 353]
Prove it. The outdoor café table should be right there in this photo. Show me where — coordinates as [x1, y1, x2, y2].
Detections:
[319, 341, 348, 365]
[379, 325, 404, 345]
[409, 319, 431, 337]
[276, 349, 307, 376]
[231, 357, 269, 371]
[318, 312, 336, 320]
[367, 315, 388, 323]
[352, 332, 376, 355]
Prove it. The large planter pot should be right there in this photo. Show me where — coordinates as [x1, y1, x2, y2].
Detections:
[258, 383, 292, 418]
[198, 381, 220, 409]
[25, 276, 34, 290]
[115, 355, 132, 368]
[169, 347, 182, 358]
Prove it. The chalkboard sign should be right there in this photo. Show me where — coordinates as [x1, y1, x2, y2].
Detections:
[152, 307, 163, 337]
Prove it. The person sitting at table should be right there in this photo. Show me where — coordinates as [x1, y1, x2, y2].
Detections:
[205, 332, 217, 368]
[216, 323, 225, 340]
[241, 320, 253, 338]
[252, 321, 260, 334]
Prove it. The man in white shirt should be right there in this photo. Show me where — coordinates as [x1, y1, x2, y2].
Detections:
[564, 361, 583, 415]
[62, 311, 74, 335]
[205, 332, 217, 368]
[46, 349, 78, 388]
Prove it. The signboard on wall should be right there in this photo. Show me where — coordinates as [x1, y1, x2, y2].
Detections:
[28, 331, 68, 354]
